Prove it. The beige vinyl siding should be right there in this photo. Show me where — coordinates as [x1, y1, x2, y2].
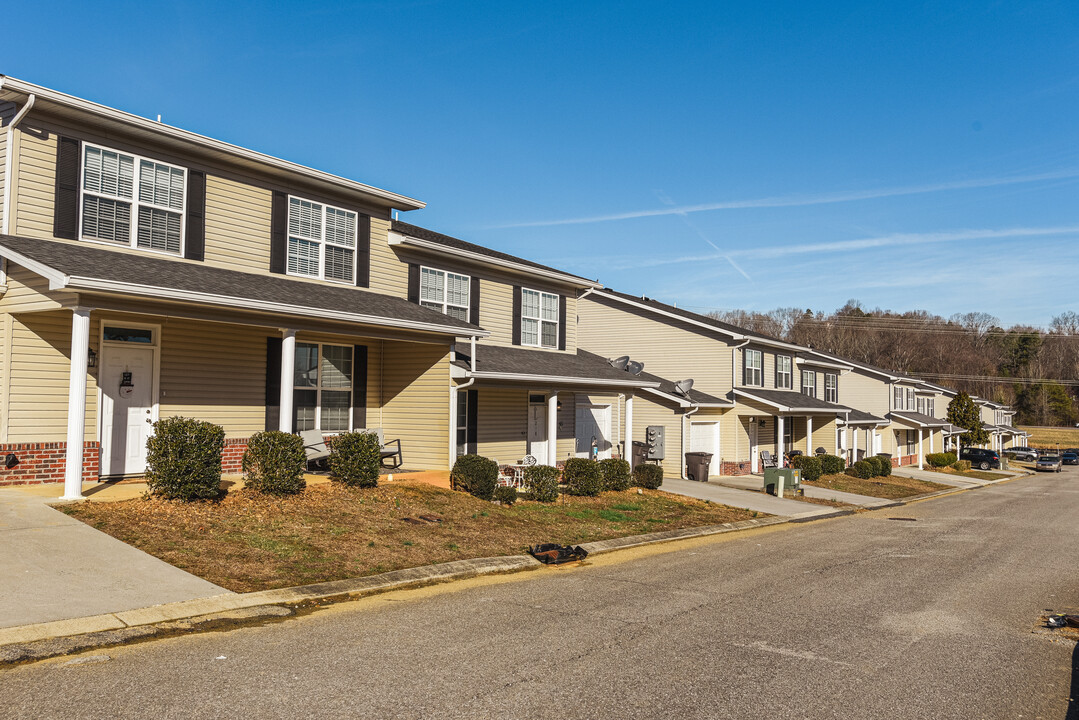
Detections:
[625, 394, 686, 478]
[203, 175, 272, 274]
[578, 296, 733, 397]
[10, 125, 57, 239]
[0, 265, 69, 313]
[838, 370, 890, 417]
[475, 387, 529, 463]
[380, 341, 449, 470]
[369, 218, 409, 297]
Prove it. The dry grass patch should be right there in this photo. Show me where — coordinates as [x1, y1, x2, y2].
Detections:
[1020, 426, 1079, 448]
[804, 473, 950, 499]
[929, 467, 1007, 481]
[60, 482, 757, 592]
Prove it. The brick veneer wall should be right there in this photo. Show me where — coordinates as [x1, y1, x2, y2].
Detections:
[0, 442, 100, 486]
[721, 461, 754, 476]
[221, 438, 249, 473]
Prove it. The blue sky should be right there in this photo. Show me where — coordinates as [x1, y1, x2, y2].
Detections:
[3, 1, 1077, 326]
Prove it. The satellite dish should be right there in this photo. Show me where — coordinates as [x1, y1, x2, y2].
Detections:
[608, 355, 630, 371]
[673, 379, 694, 397]
[626, 360, 644, 376]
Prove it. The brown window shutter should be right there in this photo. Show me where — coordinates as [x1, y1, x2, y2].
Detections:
[353, 345, 368, 429]
[512, 286, 522, 345]
[270, 191, 287, 274]
[469, 276, 480, 326]
[466, 389, 478, 449]
[265, 337, 282, 431]
[184, 170, 206, 261]
[558, 294, 567, 350]
[742, 350, 748, 386]
[53, 136, 81, 239]
[407, 264, 420, 303]
[355, 214, 370, 287]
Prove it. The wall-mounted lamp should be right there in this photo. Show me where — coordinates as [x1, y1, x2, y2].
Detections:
[557, 400, 563, 411]
[87, 347, 98, 368]
[760, 419, 767, 428]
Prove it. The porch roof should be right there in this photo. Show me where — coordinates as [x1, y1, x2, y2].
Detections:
[888, 411, 948, 428]
[453, 346, 662, 389]
[839, 408, 887, 426]
[942, 423, 966, 435]
[732, 388, 850, 414]
[0, 235, 487, 339]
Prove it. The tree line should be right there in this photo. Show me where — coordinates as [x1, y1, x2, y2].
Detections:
[708, 302, 1079, 427]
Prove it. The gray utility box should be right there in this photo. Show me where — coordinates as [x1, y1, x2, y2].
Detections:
[645, 425, 665, 460]
[764, 468, 801, 497]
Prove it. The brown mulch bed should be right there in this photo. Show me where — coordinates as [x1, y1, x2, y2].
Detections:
[60, 482, 757, 593]
[804, 473, 950, 499]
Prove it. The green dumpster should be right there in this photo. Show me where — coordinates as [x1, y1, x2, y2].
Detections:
[764, 468, 801, 496]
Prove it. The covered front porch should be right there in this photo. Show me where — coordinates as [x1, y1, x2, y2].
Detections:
[837, 409, 888, 466]
[731, 388, 847, 472]
[887, 411, 948, 469]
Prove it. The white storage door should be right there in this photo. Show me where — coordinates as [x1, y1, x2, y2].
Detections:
[689, 422, 720, 477]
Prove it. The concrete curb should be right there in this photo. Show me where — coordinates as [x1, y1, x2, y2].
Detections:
[0, 472, 1033, 665]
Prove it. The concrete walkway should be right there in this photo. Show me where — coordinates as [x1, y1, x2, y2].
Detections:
[0, 486, 229, 629]
[661, 477, 838, 518]
[712, 474, 895, 508]
[890, 466, 1015, 488]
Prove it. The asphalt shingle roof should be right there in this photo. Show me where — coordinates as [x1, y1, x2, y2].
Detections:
[844, 409, 887, 424]
[888, 411, 948, 428]
[0, 235, 481, 334]
[734, 388, 850, 413]
[598, 288, 786, 344]
[454, 346, 658, 385]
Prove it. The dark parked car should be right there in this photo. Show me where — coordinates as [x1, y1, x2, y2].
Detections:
[960, 448, 1001, 470]
[1062, 452, 1078, 466]
[1004, 446, 1038, 461]
[1036, 454, 1063, 472]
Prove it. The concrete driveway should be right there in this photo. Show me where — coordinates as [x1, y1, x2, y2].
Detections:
[661, 477, 838, 518]
[0, 486, 229, 629]
[712, 473, 895, 507]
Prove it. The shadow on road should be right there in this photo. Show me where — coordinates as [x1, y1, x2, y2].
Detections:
[1068, 642, 1079, 720]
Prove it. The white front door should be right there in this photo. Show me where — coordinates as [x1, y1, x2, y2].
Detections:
[101, 345, 156, 477]
[749, 420, 759, 473]
[575, 404, 612, 459]
[689, 421, 720, 477]
[872, 431, 882, 455]
[527, 403, 547, 461]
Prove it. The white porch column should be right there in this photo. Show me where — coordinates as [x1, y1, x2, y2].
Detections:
[806, 415, 813, 455]
[625, 393, 634, 469]
[62, 307, 91, 501]
[776, 415, 785, 465]
[547, 392, 558, 466]
[929, 429, 935, 453]
[852, 425, 858, 465]
[917, 428, 924, 470]
[279, 329, 296, 432]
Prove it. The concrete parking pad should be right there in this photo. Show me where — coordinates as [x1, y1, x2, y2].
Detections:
[0, 487, 229, 629]
[713, 474, 894, 507]
[661, 477, 836, 517]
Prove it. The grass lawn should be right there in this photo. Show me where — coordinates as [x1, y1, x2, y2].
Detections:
[927, 467, 1008, 481]
[61, 482, 759, 593]
[1019, 426, 1079, 448]
[804, 473, 950, 499]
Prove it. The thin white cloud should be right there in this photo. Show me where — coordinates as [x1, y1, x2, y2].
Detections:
[492, 169, 1079, 228]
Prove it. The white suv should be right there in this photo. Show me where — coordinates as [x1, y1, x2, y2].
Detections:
[1006, 446, 1038, 461]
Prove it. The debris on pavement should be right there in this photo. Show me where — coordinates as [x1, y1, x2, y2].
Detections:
[529, 543, 589, 565]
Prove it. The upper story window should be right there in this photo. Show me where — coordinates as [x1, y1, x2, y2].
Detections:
[521, 288, 559, 348]
[293, 342, 353, 433]
[81, 143, 186, 254]
[917, 397, 926, 414]
[824, 373, 837, 403]
[744, 349, 763, 386]
[927, 398, 935, 416]
[775, 355, 792, 389]
[893, 386, 903, 410]
[801, 370, 816, 398]
[287, 196, 357, 283]
[420, 267, 470, 322]
[906, 388, 915, 410]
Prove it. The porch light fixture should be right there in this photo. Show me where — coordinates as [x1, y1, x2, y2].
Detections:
[760, 419, 767, 428]
[557, 400, 563, 411]
[87, 347, 97, 368]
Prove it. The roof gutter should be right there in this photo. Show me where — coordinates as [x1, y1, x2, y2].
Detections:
[463, 370, 660, 389]
[1, 85, 34, 236]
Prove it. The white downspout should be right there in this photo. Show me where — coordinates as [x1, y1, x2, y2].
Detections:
[680, 402, 701, 479]
[2, 90, 34, 237]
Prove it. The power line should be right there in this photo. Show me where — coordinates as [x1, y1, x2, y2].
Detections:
[909, 372, 1079, 387]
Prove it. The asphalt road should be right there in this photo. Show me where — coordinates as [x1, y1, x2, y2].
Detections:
[3, 469, 1078, 719]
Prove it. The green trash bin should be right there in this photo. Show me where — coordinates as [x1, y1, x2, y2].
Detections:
[764, 468, 801, 496]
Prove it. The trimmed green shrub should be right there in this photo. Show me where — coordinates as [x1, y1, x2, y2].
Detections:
[952, 459, 972, 472]
[599, 458, 632, 491]
[145, 416, 225, 501]
[864, 456, 885, 477]
[876, 455, 892, 477]
[633, 463, 664, 490]
[242, 431, 306, 496]
[451, 454, 498, 501]
[820, 454, 845, 476]
[493, 485, 518, 505]
[328, 431, 380, 488]
[926, 452, 956, 468]
[789, 455, 822, 482]
[524, 465, 561, 502]
[845, 460, 873, 479]
[563, 457, 603, 496]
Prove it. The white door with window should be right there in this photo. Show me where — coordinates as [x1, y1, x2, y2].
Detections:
[749, 421, 759, 473]
[100, 344, 156, 477]
[689, 421, 720, 477]
[527, 403, 547, 461]
[575, 404, 611, 459]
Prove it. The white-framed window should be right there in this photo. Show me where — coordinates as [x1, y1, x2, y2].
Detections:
[893, 386, 903, 410]
[917, 397, 926, 414]
[521, 288, 558, 348]
[456, 390, 470, 457]
[824, 373, 837, 403]
[293, 342, 353, 433]
[287, 196, 357, 283]
[80, 143, 186, 255]
[420, 267, 470, 322]
[744, 349, 763, 386]
[906, 388, 915, 410]
[927, 399, 935, 416]
[801, 370, 816, 398]
[776, 355, 792, 389]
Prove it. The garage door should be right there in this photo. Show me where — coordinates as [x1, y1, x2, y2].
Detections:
[689, 421, 719, 477]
